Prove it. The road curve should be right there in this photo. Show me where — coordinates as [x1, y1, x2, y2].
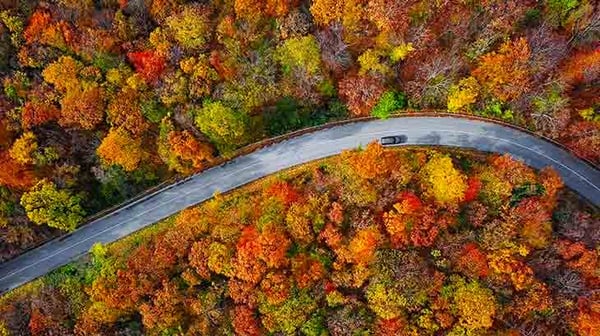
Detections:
[1, 116, 599, 293]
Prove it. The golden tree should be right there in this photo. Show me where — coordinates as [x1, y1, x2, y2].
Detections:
[97, 128, 146, 172]
[421, 154, 467, 206]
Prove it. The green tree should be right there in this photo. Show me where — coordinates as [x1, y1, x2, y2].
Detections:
[194, 101, 249, 155]
[531, 85, 570, 136]
[259, 290, 317, 335]
[141, 99, 169, 124]
[371, 91, 406, 119]
[300, 311, 327, 336]
[20, 179, 85, 231]
[477, 100, 514, 121]
[545, 0, 580, 27]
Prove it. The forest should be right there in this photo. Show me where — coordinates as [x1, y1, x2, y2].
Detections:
[0, 144, 598, 335]
[0, 0, 598, 261]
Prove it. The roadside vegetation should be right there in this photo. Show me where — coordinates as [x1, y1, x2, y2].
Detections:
[0, 0, 598, 261]
[0, 145, 598, 335]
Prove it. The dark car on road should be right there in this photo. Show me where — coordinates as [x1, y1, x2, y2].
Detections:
[380, 135, 408, 145]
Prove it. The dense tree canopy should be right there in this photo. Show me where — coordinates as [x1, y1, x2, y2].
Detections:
[1, 146, 597, 336]
[0, 0, 597, 282]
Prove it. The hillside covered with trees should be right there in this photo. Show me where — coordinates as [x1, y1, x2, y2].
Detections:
[0, 145, 598, 335]
[0, 1, 598, 263]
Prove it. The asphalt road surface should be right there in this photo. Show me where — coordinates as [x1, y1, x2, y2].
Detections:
[1, 117, 599, 293]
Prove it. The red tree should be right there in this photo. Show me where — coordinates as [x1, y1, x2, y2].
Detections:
[464, 177, 482, 202]
[557, 240, 600, 287]
[128, 51, 166, 84]
[260, 271, 291, 305]
[512, 197, 552, 249]
[457, 243, 489, 278]
[264, 181, 301, 208]
[228, 278, 258, 308]
[233, 226, 266, 284]
[232, 305, 261, 336]
[21, 100, 60, 130]
[23, 10, 52, 44]
[291, 253, 325, 289]
[189, 240, 212, 280]
[375, 317, 405, 336]
[560, 48, 600, 87]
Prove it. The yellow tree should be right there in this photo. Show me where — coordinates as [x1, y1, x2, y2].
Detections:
[9, 131, 38, 165]
[275, 35, 322, 76]
[180, 55, 218, 99]
[447, 77, 480, 112]
[451, 278, 497, 331]
[165, 5, 210, 50]
[41, 56, 81, 92]
[366, 282, 406, 319]
[42, 56, 105, 130]
[285, 202, 315, 246]
[358, 49, 390, 76]
[421, 154, 467, 206]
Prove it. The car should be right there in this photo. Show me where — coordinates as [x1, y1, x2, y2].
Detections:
[380, 135, 408, 145]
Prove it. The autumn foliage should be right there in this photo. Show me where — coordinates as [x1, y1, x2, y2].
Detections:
[21, 101, 59, 130]
[167, 130, 214, 172]
[2, 146, 591, 335]
[0, 0, 598, 333]
[421, 154, 467, 206]
[0, 151, 36, 190]
[472, 38, 531, 101]
[0, 0, 598, 268]
[127, 51, 166, 84]
[97, 128, 146, 172]
[338, 75, 385, 116]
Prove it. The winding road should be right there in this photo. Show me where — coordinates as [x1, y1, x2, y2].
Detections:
[1, 116, 599, 293]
